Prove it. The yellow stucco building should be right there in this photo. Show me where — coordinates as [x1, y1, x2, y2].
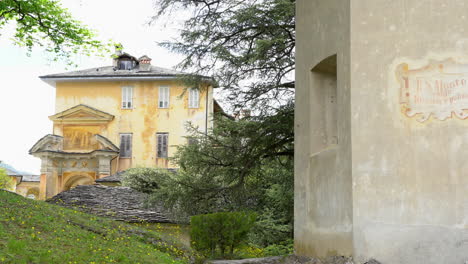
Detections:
[29, 52, 216, 200]
[0, 162, 40, 199]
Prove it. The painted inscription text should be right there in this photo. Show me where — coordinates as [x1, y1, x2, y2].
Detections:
[398, 59, 468, 122]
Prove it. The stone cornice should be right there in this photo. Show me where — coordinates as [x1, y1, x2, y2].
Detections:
[49, 104, 114, 124]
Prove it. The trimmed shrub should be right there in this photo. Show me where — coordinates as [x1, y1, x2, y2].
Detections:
[190, 211, 257, 258]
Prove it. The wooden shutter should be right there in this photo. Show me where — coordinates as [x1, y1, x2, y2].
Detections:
[189, 88, 200, 108]
[127, 87, 133, 108]
[122, 87, 127, 108]
[157, 133, 168, 158]
[162, 134, 168, 157]
[122, 86, 133, 109]
[157, 134, 161, 157]
[159, 86, 169, 108]
[120, 134, 132, 157]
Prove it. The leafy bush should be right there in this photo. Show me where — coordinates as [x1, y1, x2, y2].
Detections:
[190, 211, 257, 258]
[263, 239, 294, 256]
[0, 168, 14, 190]
[121, 167, 173, 194]
[233, 244, 265, 259]
[249, 208, 292, 246]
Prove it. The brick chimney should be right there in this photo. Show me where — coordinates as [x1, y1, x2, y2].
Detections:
[138, 55, 152, 72]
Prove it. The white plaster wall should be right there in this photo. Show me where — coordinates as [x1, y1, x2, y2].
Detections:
[295, 0, 353, 257]
[350, 1, 468, 263]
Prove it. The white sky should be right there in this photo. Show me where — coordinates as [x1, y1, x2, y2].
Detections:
[0, 0, 189, 174]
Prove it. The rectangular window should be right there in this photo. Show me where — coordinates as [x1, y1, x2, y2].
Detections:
[158, 86, 170, 108]
[119, 60, 134, 70]
[156, 133, 169, 158]
[188, 88, 200, 108]
[122, 86, 133, 109]
[119, 133, 132, 158]
[187, 137, 198, 146]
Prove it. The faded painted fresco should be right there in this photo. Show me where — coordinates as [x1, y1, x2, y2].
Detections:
[63, 126, 100, 151]
[398, 59, 468, 122]
[297, 1, 468, 263]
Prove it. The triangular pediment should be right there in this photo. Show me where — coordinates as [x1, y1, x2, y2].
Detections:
[95, 134, 119, 152]
[29, 134, 63, 154]
[49, 105, 114, 124]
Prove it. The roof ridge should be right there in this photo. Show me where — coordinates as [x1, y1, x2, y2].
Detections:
[39, 64, 188, 79]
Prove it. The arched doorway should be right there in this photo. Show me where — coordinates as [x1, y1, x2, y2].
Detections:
[26, 187, 40, 200]
[63, 175, 94, 191]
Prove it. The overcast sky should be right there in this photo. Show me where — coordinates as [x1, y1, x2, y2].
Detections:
[0, 0, 189, 174]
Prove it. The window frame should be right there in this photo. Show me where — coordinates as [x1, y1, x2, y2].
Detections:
[158, 86, 170, 108]
[119, 133, 133, 158]
[156, 133, 169, 158]
[188, 88, 200, 108]
[187, 137, 198, 146]
[119, 59, 134, 70]
[121, 86, 134, 109]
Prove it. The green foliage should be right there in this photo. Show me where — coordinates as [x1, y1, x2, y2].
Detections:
[121, 167, 173, 194]
[0, 0, 110, 64]
[263, 239, 294, 256]
[125, 107, 294, 246]
[148, 0, 296, 249]
[190, 211, 256, 258]
[154, 0, 295, 110]
[0, 190, 190, 263]
[0, 168, 14, 190]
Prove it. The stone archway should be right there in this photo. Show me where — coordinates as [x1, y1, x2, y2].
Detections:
[26, 187, 40, 200]
[63, 175, 94, 191]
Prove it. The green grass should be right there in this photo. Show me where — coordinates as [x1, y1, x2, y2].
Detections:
[0, 190, 191, 264]
[133, 223, 191, 248]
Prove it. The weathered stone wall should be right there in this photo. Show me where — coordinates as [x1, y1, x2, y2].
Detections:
[295, 0, 353, 258]
[47, 184, 171, 223]
[350, 1, 468, 263]
[297, 0, 468, 263]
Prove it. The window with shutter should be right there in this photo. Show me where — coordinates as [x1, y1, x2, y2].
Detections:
[188, 88, 200, 108]
[122, 86, 133, 109]
[119, 133, 132, 158]
[156, 133, 169, 158]
[158, 86, 170, 108]
[187, 137, 198, 146]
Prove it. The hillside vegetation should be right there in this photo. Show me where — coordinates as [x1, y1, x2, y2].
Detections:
[0, 190, 190, 264]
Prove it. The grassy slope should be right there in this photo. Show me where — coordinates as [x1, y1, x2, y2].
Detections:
[0, 190, 190, 264]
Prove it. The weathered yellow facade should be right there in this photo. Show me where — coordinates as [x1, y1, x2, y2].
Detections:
[53, 80, 213, 171]
[30, 52, 215, 199]
[15, 181, 40, 199]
